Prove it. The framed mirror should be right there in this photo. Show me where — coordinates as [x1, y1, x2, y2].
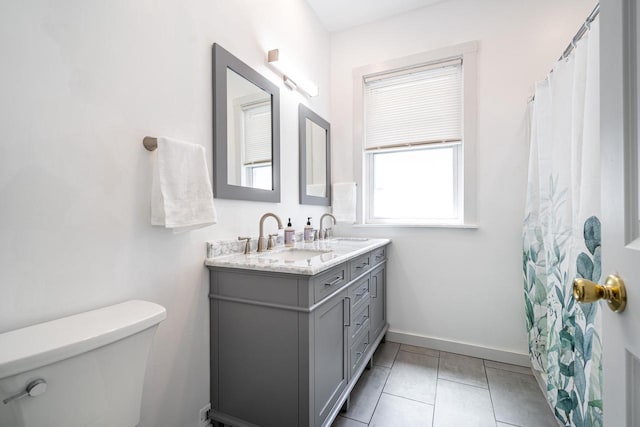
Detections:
[299, 104, 331, 205]
[212, 43, 280, 202]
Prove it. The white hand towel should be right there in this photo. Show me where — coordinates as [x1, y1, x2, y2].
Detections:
[332, 182, 357, 224]
[151, 137, 217, 231]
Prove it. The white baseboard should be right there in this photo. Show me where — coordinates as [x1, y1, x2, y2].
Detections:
[386, 330, 531, 367]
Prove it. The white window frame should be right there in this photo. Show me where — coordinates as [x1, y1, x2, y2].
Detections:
[352, 41, 478, 227]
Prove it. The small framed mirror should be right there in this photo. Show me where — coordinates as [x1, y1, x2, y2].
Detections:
[212, 43, 280, 202]
[299, 104, 331, 205]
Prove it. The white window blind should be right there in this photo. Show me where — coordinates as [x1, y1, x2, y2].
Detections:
[364, 59, 462, 150]
[243, 102, 271, 165]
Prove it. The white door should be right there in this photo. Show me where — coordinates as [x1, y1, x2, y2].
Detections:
[600, 0, 640, 425]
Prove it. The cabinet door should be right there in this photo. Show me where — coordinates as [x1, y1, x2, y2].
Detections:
[313, 289, 348, 426]
[370, 263, 386, 340]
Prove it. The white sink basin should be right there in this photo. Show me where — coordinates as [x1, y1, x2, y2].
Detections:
[257, 249, 332, 262]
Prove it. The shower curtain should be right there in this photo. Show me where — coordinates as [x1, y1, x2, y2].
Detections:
[522, 20, 602, 427]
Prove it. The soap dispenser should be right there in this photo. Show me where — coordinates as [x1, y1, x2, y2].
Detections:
[284, 218, 295, 247]
[304, 217, 314, 242]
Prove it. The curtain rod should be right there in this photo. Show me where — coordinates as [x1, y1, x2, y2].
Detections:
[558, 3, 600, 61]
[529, 3, 600, 103]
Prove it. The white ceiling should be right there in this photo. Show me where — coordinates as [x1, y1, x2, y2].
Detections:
[305, 0, 446, 32]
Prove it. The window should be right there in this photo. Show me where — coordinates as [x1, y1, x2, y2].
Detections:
[247, 163, 272, 190]
[368, 145, 459, 221]
[354, 42, 477, 226]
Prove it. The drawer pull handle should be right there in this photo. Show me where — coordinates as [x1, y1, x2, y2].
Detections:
[355, 287, 368, 297]
[356, 343, 369, 357]
[372, 276, 378, 298]
[356, 316, 368, 326]
[325, 276, 342, 286]
[375, 254, 383, 260]
[355, 263, 369, 270]
[344, 297, 351, 327]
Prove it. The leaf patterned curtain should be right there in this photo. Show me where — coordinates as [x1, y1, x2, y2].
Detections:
[523, 19, 602, 427]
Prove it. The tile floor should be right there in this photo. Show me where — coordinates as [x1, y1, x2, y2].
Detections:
[332, 341, 558, 427]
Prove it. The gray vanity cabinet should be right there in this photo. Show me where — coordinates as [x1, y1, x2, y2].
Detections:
[207, 243, 389, 427]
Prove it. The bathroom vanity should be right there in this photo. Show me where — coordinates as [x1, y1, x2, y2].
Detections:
[205, 238, 390, 427]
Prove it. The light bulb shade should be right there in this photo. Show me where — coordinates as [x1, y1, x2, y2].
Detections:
[283, 76, 297, 90]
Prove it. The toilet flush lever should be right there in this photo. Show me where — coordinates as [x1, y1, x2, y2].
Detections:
[2, 379, 47, 404]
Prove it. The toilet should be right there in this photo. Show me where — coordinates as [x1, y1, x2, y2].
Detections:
[0, 300, 166, 427]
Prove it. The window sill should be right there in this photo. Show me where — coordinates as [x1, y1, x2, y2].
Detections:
[352, 223, 479, 229]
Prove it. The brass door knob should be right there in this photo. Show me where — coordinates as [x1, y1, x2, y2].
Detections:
[573, 274, 627, 313]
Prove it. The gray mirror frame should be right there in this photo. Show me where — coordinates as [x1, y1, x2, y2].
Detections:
[299, 104, 331, 206]
[212, 43, 281, 202]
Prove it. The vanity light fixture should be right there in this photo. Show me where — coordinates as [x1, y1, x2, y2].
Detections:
[267, 48, 319, 97]
[284, 76, 297, 91]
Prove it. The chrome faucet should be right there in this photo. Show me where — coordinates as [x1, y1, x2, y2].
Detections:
[258, 212, 284, 252]
[319, 213, 336, 240]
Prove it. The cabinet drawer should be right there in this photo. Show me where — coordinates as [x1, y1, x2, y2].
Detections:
[348, 303, 370, 344]
[371, 246, 386, 265]
[348, 275, 370, 312]
[349, 253, 371, 280]
[313, 263, 348, 303]
[349, 328, 370, 379]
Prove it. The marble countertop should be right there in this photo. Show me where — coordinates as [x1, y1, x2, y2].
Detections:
[205, 237, 390, 275]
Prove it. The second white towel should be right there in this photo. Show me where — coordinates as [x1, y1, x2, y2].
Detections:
[151, 137, 217, 231]
[332, 182, 357, 224]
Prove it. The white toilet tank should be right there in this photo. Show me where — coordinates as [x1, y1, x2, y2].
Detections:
[0, 300, 166, 427]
